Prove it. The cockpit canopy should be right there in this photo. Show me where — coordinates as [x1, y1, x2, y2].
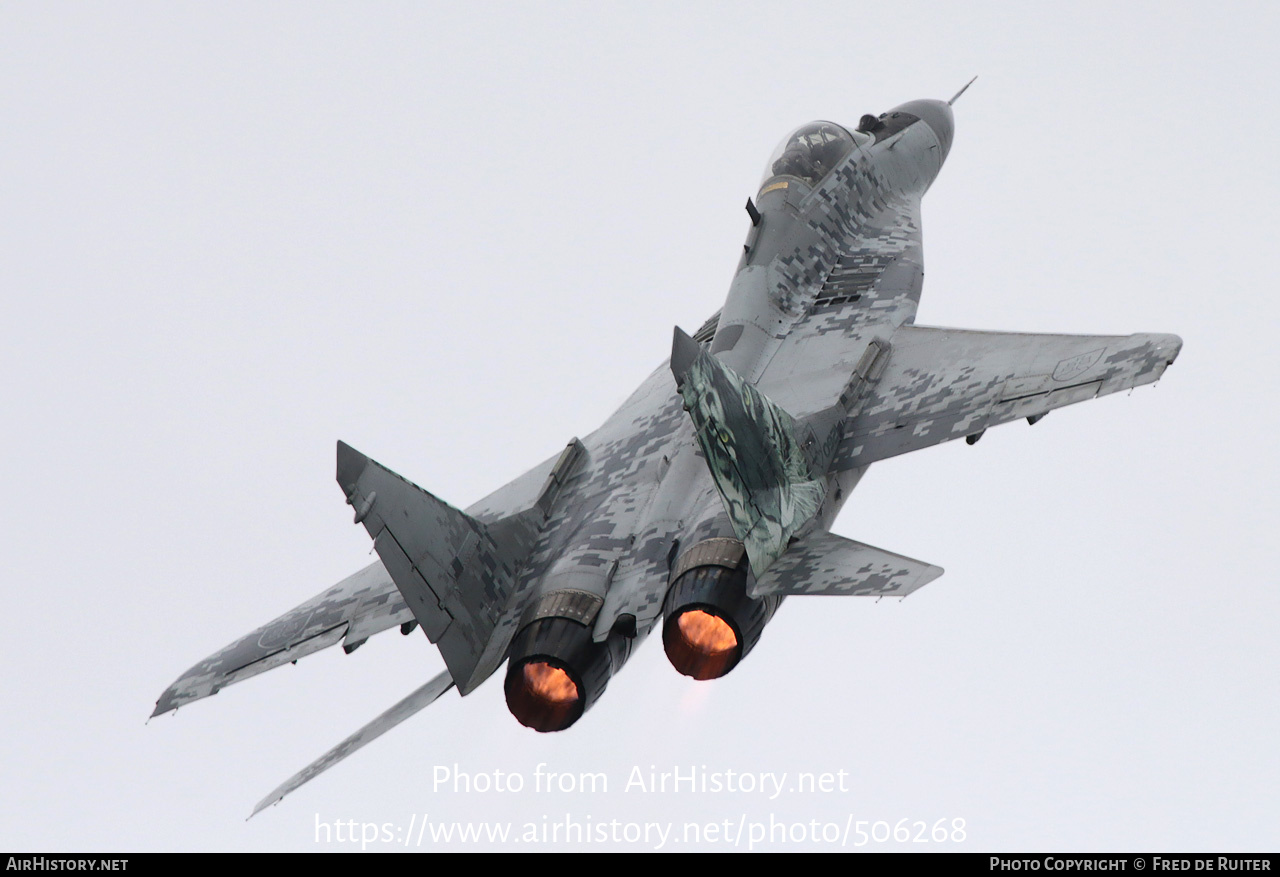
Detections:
[761, 121, 856, 189]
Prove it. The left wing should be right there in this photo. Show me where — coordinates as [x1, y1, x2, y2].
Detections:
[835, 325, 1181, 469]
[152, 561, 411, 716]
[153, 442, 570, 716]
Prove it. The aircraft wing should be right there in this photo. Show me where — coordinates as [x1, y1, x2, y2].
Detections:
[150, 301, 810, 718]
[251, 669, 454, 817]
[151, 561, 412, 716]
[152, 444, 568, 716]
[834, 325, 1182, 469]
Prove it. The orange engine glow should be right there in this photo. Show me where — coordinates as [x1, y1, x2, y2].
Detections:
[504, 659, 584, 732]
[677, 610, 738, 655]
[522, 661, 579, 704]
[664, 608, 742, 680]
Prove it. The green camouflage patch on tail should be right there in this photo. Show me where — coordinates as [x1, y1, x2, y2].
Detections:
[670, 328, 827, 575]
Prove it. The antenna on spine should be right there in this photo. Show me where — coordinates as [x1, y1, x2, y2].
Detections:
[948, 76, 978, 106]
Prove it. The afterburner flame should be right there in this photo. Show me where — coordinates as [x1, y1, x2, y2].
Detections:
[505, 659, 584, 732]
[664, 607, 742, 680]
[676, 610, 738, 655]
[522, 661, 579, 704]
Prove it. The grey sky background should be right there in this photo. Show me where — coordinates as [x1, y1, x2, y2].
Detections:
[2, 1, 1277, 852]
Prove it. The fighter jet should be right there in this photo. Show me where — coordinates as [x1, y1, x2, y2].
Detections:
[152, 86, 1181, 816]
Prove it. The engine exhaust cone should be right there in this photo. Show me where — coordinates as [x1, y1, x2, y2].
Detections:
[663, 606, 742, 680]
[504, 659, 584, 732]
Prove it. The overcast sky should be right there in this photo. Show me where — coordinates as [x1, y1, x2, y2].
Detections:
[2, 1, 1277, 852]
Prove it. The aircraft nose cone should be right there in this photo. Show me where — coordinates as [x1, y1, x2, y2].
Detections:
[890, 98, 955, 163]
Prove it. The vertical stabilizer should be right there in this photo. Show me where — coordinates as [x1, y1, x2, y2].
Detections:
[669, 328, 828, 575]
[336, 442, 539, 693]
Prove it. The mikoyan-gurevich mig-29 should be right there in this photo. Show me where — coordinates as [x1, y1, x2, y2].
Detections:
[152, 83, 1182, 815]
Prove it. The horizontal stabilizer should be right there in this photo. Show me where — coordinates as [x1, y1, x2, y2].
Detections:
[670, 327, 828, 576]
[251, 670, 454, 817]
[750, 530, 943, 598]
[337, 442, 538, 694]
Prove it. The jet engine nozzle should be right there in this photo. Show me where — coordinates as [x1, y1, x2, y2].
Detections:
[504, 657, 585, 732]
[663, 605, 742, 680]
[662, 544, 780, 681]
[503, 614, 630, 732]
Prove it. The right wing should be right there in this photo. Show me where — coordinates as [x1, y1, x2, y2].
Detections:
[835, 325, 1182, 469]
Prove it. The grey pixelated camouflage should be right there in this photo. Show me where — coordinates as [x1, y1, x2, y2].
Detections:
[152, 95, 1181, 815]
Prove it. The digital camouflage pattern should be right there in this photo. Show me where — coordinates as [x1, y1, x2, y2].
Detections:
[750, 531, 943, 598]
[835, 327, 1182, 468]
[153, 93, 1181, 814]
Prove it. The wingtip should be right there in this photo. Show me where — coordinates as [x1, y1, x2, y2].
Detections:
[1159, 334, 1183, 364]
[248, 797, 278, 820]
[150, 685, 181, 718]
[1133, 333, 1183, 367]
